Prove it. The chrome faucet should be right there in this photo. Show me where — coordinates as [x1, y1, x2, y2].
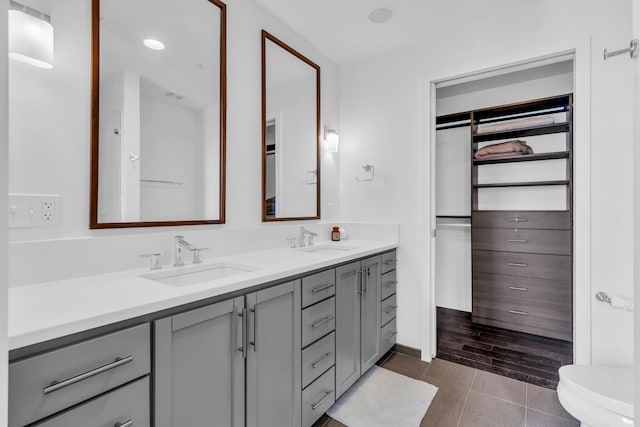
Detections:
[174, 236, 209, 266]
[298, 227, 318, 247]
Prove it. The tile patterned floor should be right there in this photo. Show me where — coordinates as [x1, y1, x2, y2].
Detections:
[313, 352, 578, 427]
[436, 307, 573, 389]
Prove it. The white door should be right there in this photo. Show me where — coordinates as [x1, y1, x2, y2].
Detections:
[632, 0, 640, 414]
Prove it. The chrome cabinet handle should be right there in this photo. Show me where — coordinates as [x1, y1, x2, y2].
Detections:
[250, 307, 257, 352]
[508, 262, 528, 267]
[312, 283, 335, 294]
[508, 286, 528, 292]
[507, 239, 528, 243]
[238, 308, 247, 358]
[383, 259, 397, 266]
[115, 420, 133, 427]
[311, 390, 332, 410]
[311, 315, 335, 329]
[43, 355, 134, 395]
[507, 216, 528, 223]
[383, 281, 398, 288]
[311, 352, 333, 369]
[384, 331, 398, 340]
[509, 310, 528, 316]
[383, 305, 398, 314]
[361, 267, 368, 294]
[356, 269, 362, 294]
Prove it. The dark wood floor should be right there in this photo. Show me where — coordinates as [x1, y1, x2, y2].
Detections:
[436, 307, 573, 389]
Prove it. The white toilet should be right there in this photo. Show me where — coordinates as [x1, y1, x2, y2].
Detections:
[557, 365, 634, 427]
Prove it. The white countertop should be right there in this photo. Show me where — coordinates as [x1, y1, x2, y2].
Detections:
[9, 240, 397, 350]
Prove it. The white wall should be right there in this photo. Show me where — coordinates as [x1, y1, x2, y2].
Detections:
[633, 0, 640, 412]
[340, 0, 635, 366]
[8, 0, 340, 283]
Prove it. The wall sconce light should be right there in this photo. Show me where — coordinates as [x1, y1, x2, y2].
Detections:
[8, 1, 54, 69]
[324, 127, 339, 153]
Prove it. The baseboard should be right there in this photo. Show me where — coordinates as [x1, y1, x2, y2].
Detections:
[393, 343, 421, 359]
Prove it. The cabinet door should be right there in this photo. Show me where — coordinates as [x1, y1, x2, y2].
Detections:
[360, 255, 382, 373]
[154, 297, 245, 427]
[335, 261, 361, 398]
[246, 280, 302, 427]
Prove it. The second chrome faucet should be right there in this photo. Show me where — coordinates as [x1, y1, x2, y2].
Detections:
[174, 236, 209, 266]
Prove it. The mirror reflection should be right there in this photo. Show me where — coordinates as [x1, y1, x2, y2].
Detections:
[91, 0, 226, 228]
[262, 31, 320, 221]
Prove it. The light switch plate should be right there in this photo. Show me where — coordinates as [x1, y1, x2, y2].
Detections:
[9, 193, 61, 228]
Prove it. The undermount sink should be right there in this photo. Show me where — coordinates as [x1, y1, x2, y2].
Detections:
[141, 262, 260, 287]
[301, 244, 358, 255]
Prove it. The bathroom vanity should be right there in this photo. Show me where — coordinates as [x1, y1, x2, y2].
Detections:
[8, 242, 397, 427]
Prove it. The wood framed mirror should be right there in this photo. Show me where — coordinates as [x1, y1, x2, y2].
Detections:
[262, 30, 320, 222]
[90, 0, 226, 228]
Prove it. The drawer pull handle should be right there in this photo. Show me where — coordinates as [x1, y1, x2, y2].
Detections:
[383, 259, 397, 266]
[115, 420, 133, 427]
[384, 331, 398, 340]
[238, 309, 248, 358]
[311, 352, 333, 368]
[384, 281, 398, 288]
[43, 355, 134, 395]
[509, 310, 528, 316]
[508, 262, 528, 267]
[507, 217, 528, 223]
[311, 390, 332, 410]
[312, 283, 335, 294]
[383, 305, 398, 314]
[507, 239, 528, 243]
[311, 315, 335, 329]
[508, 286, 528, 292]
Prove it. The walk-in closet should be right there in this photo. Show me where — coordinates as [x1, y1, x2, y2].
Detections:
[433, 59, 574, 388]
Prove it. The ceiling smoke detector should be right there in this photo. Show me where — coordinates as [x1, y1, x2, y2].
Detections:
[368, 7, 395, 24]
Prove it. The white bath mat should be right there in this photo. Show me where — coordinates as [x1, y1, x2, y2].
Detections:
[326, 365, 438, 427]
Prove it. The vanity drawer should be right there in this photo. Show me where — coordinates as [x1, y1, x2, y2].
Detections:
[9, 323, 151, 427]
[34, 377, 150, 427]
[472, 228, 571, 255]
[380, 318, 397, 355]
[381, 293, 397, 327]
[302, 332, 335, 389]
[302, 269, 336, 309]
[381, 270, 397, 301]
[381, 251, 397, 274]
[472, 210, 571, 230]
[302, 297, 335, 348]
[472, 250, 571, 281]
[302, 366, 335, 427]
[473, 272, 571, 306]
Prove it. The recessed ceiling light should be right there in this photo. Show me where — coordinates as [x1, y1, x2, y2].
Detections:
[143, 39, 165, 50]
[368, 7, 395, 24]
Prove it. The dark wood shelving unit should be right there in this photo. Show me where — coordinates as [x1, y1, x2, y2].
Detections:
[473, 151, 569, 165]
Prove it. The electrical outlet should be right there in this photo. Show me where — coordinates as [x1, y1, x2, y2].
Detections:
[9, 194, 61, 228]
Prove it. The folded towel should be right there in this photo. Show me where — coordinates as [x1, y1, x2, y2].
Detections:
[474, 139, 533, 159]
[476, 115, 555, 134]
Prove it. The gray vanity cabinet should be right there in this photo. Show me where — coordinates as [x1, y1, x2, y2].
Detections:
[335, 255, 382, 398]
[246, 280, 302, 427]
[154, 297, 245, 427]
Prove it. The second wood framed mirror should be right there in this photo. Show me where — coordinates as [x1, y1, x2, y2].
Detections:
[262, 30, 320, 222]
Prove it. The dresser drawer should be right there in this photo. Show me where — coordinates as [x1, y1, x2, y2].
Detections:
[302, 366, 335, 427]
[9, 323, 151, 427]
[34, 377, 150, 427]
[381, 251, 397, 274]
[302, 269, 336, 309]
[473, 295, 571, 329]
[302, 332, 335, 389]
[473, 211, 571, 230]
[381, 293, 397, 327]
[380, 318, 397, 355]
[472, 228, 571, 255]
[472, 250, 571, 281]
[302, 297, 335, 348]
[381, 270, 397, 300]
[473, 272, 571, 306]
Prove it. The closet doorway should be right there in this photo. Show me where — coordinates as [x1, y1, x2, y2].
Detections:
[432, 57, 576, 389]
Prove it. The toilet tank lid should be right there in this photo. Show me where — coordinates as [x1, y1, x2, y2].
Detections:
[559, 365, 634, 419]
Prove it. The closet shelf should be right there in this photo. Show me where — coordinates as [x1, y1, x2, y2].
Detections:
[473, 180, 570, 189]
[473, 151, 570, 165]
[472, 123, 570, 142]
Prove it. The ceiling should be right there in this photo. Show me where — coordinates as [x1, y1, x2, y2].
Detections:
[252, 0, 544, 65]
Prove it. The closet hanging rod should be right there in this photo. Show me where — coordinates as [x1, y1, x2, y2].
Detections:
[475, 106, 567, 124]
[140, 179, 184, 186]
[436, 120, 470, 131]
[603, 39, 638, 60]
